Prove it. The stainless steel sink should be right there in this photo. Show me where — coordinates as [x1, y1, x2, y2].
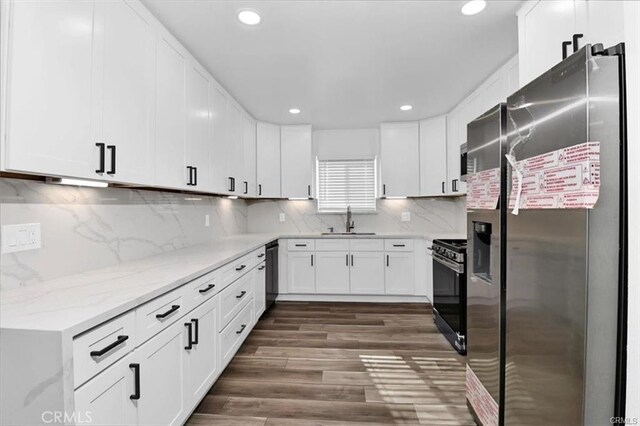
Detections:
[320, 232, 376, 236]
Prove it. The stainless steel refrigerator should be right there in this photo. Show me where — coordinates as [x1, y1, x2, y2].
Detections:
[503, 43, 628, 425]
[465, 103, 508, 426]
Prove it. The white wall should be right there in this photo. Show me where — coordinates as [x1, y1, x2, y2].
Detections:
[314, 128, 379, 160]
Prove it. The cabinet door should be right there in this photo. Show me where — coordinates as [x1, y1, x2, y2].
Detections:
[256, 122, 281, 198]
[350, 252, 385, 294]
[183, 297, 219, 409]
[385, 252, 415, 295]
[94, 0, 155, 184]
[227, 102, 243, 195]
[287, 252, 315, 294]
[242, 115, 257, 197]
[446, 109, 467, 195]
[419, 116, 448, 196]
[281, 125, 313, 198]
[154, 30, 186, 189]
[211, 86, 229, 193]
[315, 252, 350, 294]
[518, 0, 579, 86]
[75, 352, 137, 426]
[4, 0, 96, 178]
[186, 63, 212, 191]
[136, 320, 186, 426]
[254, 263, 267, 320]
[380, 122, 420, 197]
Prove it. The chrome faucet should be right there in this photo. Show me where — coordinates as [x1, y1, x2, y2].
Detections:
[346, 206, 355, 233]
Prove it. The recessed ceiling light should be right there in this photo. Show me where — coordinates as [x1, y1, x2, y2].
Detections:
[237, 9, 261, 25]
[289, 108, 301, 114]
[400, 105, 413, 111]
[461, 0, 486, 16]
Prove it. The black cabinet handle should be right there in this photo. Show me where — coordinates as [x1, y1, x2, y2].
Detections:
[258, 265, 266, 271]
[295, 244, 307, 247]
[346, 254, 349, 266]
[90, 335, 129, 357]
[236, 324, 247, 334]
[258, 253, 265, 258]
[311, 254, 314, 266]
[191, 318, 199, 345]
[244, 181, 248, 195]
[228, 177, 236, 192]
[235, 264, 246, 271]
[351, 254, 354, 266]
[386, 255, 390, 267]
[383, 184, 386, 196]
[393, 244, 405, 247]
[572, 33, 583, 53]
[199, 283, 216, 294]
[258, 184, 262, 196]
[194, 167, 197, 186]
[442, 181, 445, 194]
[95, 143, 105, 174]
[184, 322, 193, 350]
[107, 145, 116, 175]
[562, 40, 572, 59]
[452, 179, 458, 192]
[307, 185, 311, 197]
[129, 363, 140, 400]
[156, 304, 180, 319]
[236, 290, 247, 299]
[187, 166, 194, 186]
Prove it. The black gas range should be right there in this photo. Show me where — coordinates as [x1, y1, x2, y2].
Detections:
[431, 238, 467, 354]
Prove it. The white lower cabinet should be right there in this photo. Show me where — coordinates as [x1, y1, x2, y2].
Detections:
[287, 251, 316, 293]
[254, 262, 267, 320]
[75, 352, 137, 426]
[385, 252, 415, 295]
[350, 252, 385, 294]
[315, 251, 350, 294]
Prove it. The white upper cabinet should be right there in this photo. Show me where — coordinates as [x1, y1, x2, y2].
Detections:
[185, 63, 212, 191]
[93, 0, 155, 184]
[419, 116, 448, 197]
[380, 122, 420, 197]
[281, 125, 313, 199]
[227, 102, 243, 195]
[3, 0, 96, 179]
[241, 115, 257, 197]
[210, 86, 230, 194]
[154, 30, 187, 189]
[256, 122, 281, 198]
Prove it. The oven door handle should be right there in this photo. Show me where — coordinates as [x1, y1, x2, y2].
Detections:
[432, 252, 464, 273]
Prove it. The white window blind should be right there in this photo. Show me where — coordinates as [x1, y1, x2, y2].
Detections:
[317, 159, 377, 213]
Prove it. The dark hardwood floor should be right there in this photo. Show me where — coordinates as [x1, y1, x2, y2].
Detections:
[188, 302, 474, 425]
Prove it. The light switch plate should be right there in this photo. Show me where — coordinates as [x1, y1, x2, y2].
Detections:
[279, 213, 286, 223]
[2, 223, 42, 254]
[401, 212, 411, 222]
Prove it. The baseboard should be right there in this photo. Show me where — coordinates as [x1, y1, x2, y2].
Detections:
[276, 294, 432, 304]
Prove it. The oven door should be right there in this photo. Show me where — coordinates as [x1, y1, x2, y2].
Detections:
[433, 252, 465, 334]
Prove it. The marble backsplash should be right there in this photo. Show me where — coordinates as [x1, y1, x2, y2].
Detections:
[246, 197, 466, 235]
[0, 178, 247, 290]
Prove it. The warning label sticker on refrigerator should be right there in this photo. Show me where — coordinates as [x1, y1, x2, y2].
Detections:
[466, 364, 498, 426]
[508, 141, 600, 211]
[466, 167, 501, 210]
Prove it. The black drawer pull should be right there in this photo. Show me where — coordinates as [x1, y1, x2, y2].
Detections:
[441, 181, 445, 194]
[129, 363, 140, 400]
[90, 335, 129, 357]
[258, 265, 266, 271]
[236, 324, 247, 334]
[258, 184, 262, 196]
[235, 265, 246, 271]
[257, 253, 265, 258]
[184, 322, 193, 350]
[199, 283, 216, 294]
[95, 143, 105, 173]
[236, 290, 247, 299]
[244, 181, 248, 195]
[191, 318, 199, 345]
[295, 244, 307, 247]
[107, 145, 116, 175]
[156, 304, 180, 319]
[393, 244, 405, 247]
[387, 255, 390, 267]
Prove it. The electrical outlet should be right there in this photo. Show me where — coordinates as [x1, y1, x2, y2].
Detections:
[205, 214, 210, 227]
[279, 213, 286, 223]
[401, 212, 411, 222]
[2, 223, 41, 254]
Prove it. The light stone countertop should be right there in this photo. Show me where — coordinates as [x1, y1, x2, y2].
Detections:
[0, 232, 466, 337]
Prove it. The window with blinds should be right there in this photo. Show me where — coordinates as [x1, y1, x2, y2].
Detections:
[316, 159, 377, 213]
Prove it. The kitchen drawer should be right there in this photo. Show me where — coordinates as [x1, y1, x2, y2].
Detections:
[220, 301, 253, 367]
[350, 239, 384, 252]
[185, 268, 221, 308]
[286, 239, 315, 251]
[135, 285, 186, 346]
[221, 252, 254, 288]
[384, 239, 414, 252]
[253, 247, 266, 263]
[73, 310, 136, 389]
[218, 271, 254, 331]
[316, 239, 349, 251]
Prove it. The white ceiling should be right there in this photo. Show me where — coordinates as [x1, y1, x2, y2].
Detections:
[141, 0, 522, 129]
